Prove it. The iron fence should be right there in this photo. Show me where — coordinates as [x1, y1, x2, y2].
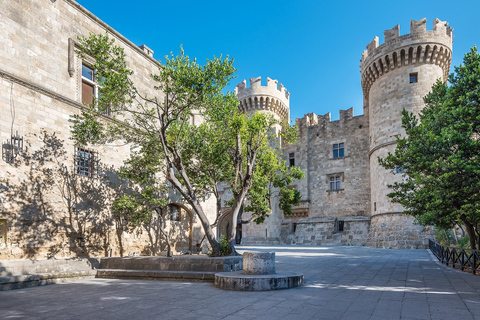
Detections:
[429, 239, 480, 275]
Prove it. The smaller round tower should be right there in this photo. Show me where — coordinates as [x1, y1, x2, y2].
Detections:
[234, 76, 290, 244]
[235, 76, 290, 134]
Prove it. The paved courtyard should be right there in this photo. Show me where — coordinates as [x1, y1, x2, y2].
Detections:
[1, 245, 480, 320]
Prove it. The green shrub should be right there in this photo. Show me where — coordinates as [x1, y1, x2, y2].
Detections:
[208, 234, 232, 257]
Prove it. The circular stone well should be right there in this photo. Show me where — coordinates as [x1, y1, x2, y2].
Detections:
[214, 251, 303, 291]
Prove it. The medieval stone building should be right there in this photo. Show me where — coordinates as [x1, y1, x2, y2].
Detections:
[0, 0, 453, 260]
[236, 18, 453, 249]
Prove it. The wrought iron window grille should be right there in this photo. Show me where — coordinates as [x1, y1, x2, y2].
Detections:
[74, 147, 99, 178]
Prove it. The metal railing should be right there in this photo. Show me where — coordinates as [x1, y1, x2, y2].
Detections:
[429, 239, 480, 275]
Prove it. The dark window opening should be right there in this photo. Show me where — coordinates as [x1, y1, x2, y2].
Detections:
[289, 153, 295, 167]
[169, 204, 181, 221]
[333, 143, 344, 158]
[335, 219, 344, 233]
[0, 219, 7, 245]
[409, 73, 418, 83]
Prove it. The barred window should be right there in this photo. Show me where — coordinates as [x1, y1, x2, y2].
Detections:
[75, 148, 98, 177]
[334, 218, 344, 233]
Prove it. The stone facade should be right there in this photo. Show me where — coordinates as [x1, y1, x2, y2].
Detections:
[0, 0, 216, 260]
[0, 0, 452, 259]
[239, 18, 452, 249]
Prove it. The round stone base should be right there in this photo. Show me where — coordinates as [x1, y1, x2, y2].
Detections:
[214, 272, 303, 291]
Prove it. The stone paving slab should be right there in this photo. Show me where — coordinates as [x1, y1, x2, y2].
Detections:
[1, 245, 480, 320]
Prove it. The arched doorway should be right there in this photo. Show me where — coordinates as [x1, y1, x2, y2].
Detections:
[217, 209, 242, 244]
[165, 203, 193, 252]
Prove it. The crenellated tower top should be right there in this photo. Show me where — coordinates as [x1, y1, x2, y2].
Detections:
[360, 18, 453, 98]
[235, 76, 290, 123]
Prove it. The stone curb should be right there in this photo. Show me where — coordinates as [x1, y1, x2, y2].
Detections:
[96, 269, 216, 282]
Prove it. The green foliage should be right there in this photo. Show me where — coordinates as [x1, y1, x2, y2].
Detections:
[218, 234, 232, 256]
[70, 32, 303, 256]
[380, 46, 480, 250]
[207, 234, 231, 257]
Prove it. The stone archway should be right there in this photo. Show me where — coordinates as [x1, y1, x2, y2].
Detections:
[217, 209, 242, 244]
[165, 203, 193, 252]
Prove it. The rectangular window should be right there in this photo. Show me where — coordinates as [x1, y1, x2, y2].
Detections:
[82, 64, 96, 106]
[409, 73, 418, 83]
[75, 148, 98, 178]
[333, 143, 344, 158]
[169, 204, 181, 221]
[81, 64, 110, 115]
[289, 153, 295, 167]
[335, 219, 344, 233]
[330, 176, 341, 190]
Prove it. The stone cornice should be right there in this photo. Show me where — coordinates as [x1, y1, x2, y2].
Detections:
[368, 140, 397, 158]
[0, 68, 86, 111]
[64, 0, 161, 67]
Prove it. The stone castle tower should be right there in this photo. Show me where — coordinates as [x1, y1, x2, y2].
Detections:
[236, 18, 453, 248]
[362, 18, 453, 247]
[235, 76, 290, 135]
[233, 77, 291, 242]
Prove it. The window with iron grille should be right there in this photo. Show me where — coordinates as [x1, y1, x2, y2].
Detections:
[333, 143, 344, 158]
[334, 219, 344, 233]
[75, 147, 98, 177]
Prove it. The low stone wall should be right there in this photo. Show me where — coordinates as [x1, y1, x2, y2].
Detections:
[0, 258, 98, 291]
[366, 213, 435, 249]
[100, 256, 243, 272]
[282, 216, 370, 246]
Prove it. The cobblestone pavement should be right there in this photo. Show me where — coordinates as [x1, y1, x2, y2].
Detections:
[1, 245, 480, 320]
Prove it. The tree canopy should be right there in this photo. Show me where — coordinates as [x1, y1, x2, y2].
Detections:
[71, 33, 303, 256]
[380, 46, 480, 250]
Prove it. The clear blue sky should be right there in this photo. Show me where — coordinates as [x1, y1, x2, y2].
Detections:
[76, 0, 479, 122]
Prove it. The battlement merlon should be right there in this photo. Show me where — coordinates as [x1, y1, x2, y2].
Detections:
[235, 76, 290, 107]
[360, 18, 453, 63]
[295, 108, 361, 129]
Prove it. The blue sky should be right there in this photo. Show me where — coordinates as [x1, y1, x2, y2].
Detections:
[76, 0, 479, 122]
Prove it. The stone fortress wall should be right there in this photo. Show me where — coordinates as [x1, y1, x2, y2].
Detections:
[239, 18, 453, 249]
[0, 0, 216, 260]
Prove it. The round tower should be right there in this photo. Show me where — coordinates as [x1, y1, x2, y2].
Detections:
[234, 76, 290, 244]
[361, 18, 453, 248]
[235, 76, 290, 134]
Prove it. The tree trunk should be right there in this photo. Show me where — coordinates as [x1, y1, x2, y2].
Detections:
[228, 193, 248, 255]
[459, 214, 476, 250]
[166, 167, 221, 256]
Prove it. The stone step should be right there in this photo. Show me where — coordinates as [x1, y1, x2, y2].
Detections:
[96, 269, 216, 282]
